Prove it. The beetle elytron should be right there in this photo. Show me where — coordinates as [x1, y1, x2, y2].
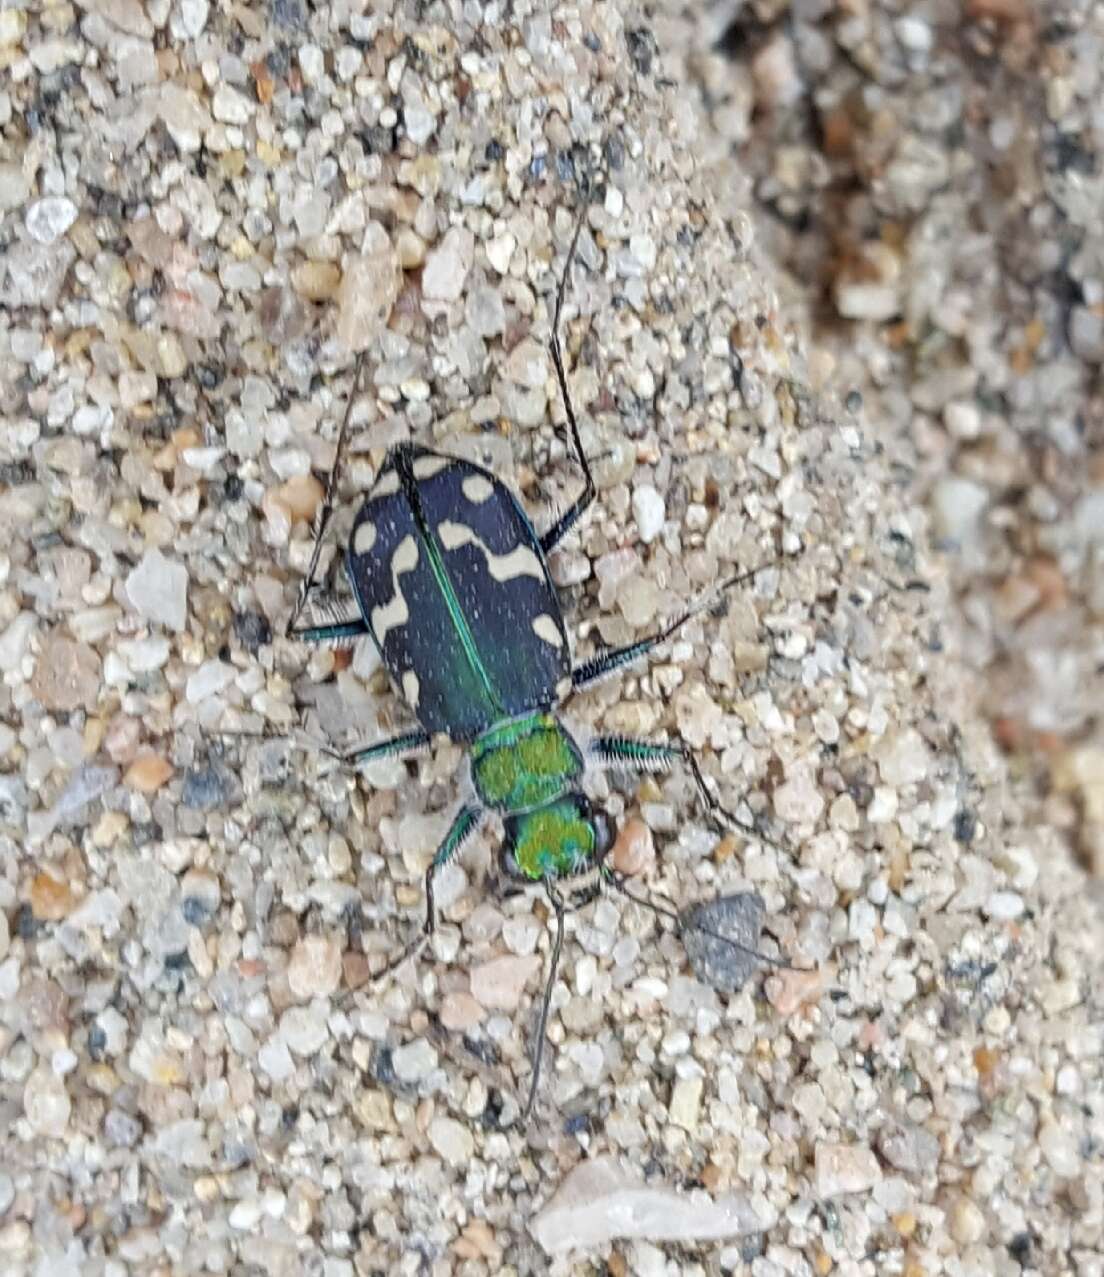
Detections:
[286, 209, 784, 1123]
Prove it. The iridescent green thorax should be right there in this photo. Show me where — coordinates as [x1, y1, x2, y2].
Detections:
[504, 796, 599, 881]
[470, 712, 582, 813]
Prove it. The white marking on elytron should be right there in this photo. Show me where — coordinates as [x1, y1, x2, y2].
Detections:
[371, 468, 400, 497]
[402, 669, 420, 706]
[436, 520, 544, 581]
[462, 474, 495, 504]
[413, 453, 449, 479]
[532, 613, 563, 647]
[352, 520, 377, 555]
[371, 534, 419, 643]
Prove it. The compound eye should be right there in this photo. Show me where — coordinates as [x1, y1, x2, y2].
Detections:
[591, 806, 615, 860]
[498, 828, 523, 879]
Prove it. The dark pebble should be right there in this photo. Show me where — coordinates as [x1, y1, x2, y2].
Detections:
[232, 610, 272, 654]
[680, 892, 765, 994]
[626, 27, 657, 75]
[182, 766, 229, 811]
[271, 0, 305, 29]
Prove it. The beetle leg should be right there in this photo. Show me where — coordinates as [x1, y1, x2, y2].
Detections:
[420, 802, 485, 934]
[541, 207, 597, 554]
[289, 616, 371, 646]
[589, 734, 747, 832]
[323, 729, 431, 771]
[364, 802, 485, 988]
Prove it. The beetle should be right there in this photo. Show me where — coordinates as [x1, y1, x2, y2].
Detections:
[285, 210, 785, 1123]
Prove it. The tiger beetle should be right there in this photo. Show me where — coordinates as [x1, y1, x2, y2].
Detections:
[285, 208, 789, 1125]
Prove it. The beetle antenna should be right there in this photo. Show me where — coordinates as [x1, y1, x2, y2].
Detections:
[603, 870, 794, 970]
[652, 550, 793, 650]
[287, 350, 369, 636]
[516, 883, 567, 1127]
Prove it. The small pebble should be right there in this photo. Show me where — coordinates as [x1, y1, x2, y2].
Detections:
[124, 754, 174, 794]
[438, 992, 485, 1032]
[185, 661, 234, 704]
[287, 935, 343, 999]
[766, 966, 829, 1016]
[773, 767, 825, 824]
[25, 197, 78, 245]
[30, 871, 74, 922]
[668, 1076, 703, 1132]
[876, 1119, 940, 1177]
[611, 816, 655, 877]
[631, 485, 666, 543]
[279, 1005, 329, 1056]
[814, 1142, 882, 1197]
[337, 222, 401, 351]
[23, 1066, 71, 1137]
[1038, 1118, 1079, 1178]
[181, 766, 230, 811]
[126, 549, 188, 632]
[530, 1156, 772, 1254]
[292, 260, 341, 302]
[428, 1115, 474, 1166]
[391, 1038, 438, 1084]
[259, 286, 307, 345]
[104, 1109, 142, 1148]
[31, 636, 101, 712]
[212, 85, 254, 125]
[950, 1196, 986, 1245]
[681, 894, 765, 994]
[176, 0, 208, 37]
[932, 476, 989, 546]
[984, 890, 1024, 921]
[180, 870, 220, 924]
[422, 226, 474, 302]
[271, 475, 324, 524]
[469, 954, 542, 1010]
[834, 282, 900, 321]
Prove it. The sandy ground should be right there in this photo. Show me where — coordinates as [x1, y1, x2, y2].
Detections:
[0, 0, 1102, 1274]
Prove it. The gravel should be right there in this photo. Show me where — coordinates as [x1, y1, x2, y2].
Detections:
[0, 0, 1101, 1272]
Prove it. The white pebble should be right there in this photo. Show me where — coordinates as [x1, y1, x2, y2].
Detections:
[773, 766, 825, 825]
[984, 891, 1024, 921]
[25, 197, 77, 245]
[632, 485, 665, 544]
[428, 1115, 474, 1166]
[212, 85, 254, 125]
[125, 548, 188, 632]
[814, 1142, 882, 1196]
[229, 1199, 262, 1230]
[932, 476, 988, 545]
[668, 1076, 703, 1132]
[175, 0, 208, 38]
[834, 283, 900, 321]
[287, 935, 343, 999]
[258, 1036, 295, 1082]
[279, 1005, 329, 1056]
[422, 226, 474, 302]
[1039, 1119, 1079, 1177]
[23, 1066, 70, 1138]
[486, 230, 515, 275]
[895, 16, 933, 52]
[185, 660, 235, 704]
[391, 1038, 438, 1084]
[944, 400, 981, 440]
